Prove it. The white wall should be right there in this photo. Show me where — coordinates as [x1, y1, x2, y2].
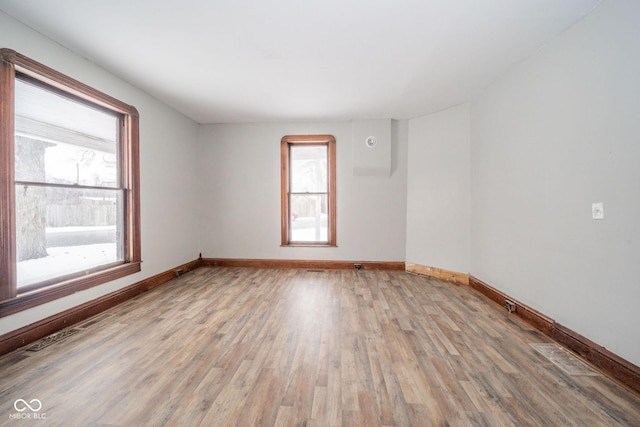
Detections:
[470, 0, 640, 365]
[197, 121, 408, 261]
[0, 11, 201, 335]
[406, 104, 470, 273]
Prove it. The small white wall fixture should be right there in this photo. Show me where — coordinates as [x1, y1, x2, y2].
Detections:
[352, 119, 391, 176]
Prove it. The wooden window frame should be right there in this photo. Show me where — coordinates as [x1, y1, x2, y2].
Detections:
[0, 49, 141, 317]
[281, 134, 336, 247]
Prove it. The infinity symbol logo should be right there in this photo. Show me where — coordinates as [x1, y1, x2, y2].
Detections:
[14, 399, 42, 412]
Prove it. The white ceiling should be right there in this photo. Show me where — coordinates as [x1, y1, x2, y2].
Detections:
[0, 0, 601, 124]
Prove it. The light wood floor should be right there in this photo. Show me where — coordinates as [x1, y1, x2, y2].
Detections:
[1, 268, 639, 426]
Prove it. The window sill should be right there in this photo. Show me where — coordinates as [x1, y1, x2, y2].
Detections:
[281, 244, 338, 248]
[0, 262, 141, 317]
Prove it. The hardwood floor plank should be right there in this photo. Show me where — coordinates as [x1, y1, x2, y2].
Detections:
[1, 267, 639, 426]
[310, 386, 327, 421]
[365, 341, 396, 426]
[273, 405, 296, 427]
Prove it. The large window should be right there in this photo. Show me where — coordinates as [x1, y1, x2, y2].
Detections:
[0, 49, 141, 316]
[281, 135, 336, 246]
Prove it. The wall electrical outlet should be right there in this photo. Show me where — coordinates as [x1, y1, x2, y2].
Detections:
[504, 300, 516, 313]
[592, 202, 604, 220]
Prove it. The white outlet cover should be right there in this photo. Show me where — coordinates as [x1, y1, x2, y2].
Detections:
[592, 202, 604, 220]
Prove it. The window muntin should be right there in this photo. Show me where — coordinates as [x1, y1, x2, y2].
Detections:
[281, 135, 336, 246]
[0, 49, 141, 315]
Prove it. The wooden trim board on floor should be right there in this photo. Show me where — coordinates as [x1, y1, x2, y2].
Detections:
[405, 262, 469, 285]
[552, 324, 640, 397]
[201, 258, 405, 271]
[468, 276, 553, 335]
[469, 275, 640, 395]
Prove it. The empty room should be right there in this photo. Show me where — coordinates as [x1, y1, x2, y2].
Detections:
[1, 0, 639, 425]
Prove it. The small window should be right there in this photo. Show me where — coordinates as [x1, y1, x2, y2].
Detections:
[0, 49, 141, 316]
[281, 135, 336, 246]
